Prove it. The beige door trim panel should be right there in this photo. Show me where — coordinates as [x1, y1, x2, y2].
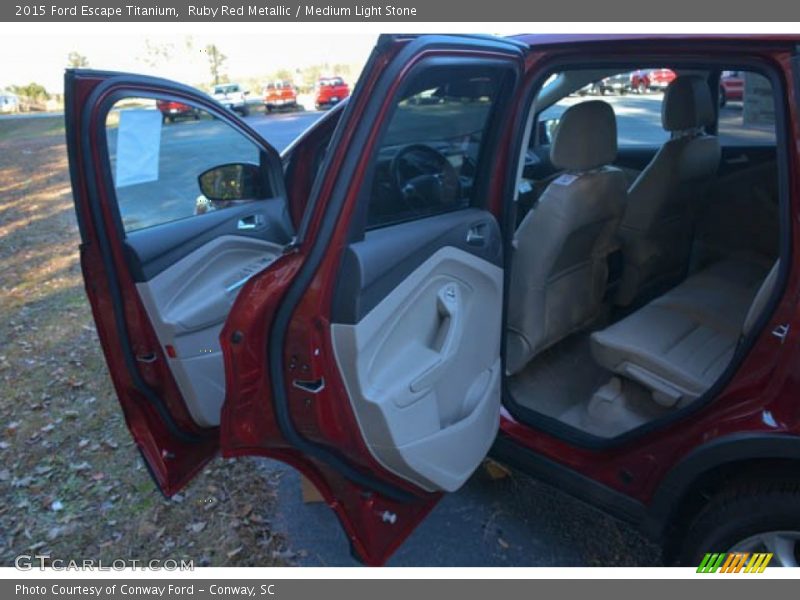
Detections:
[136, 235, 283, 427]
[332, 246, 503, 492]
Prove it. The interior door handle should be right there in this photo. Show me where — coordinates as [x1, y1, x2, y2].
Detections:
[466, 224, 487, 246]
[237, 215, 263, 230]
[410, 284, 463, 393]
[725, 154, 749, 165]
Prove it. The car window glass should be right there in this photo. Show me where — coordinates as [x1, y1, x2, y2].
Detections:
[105, 97, 269, 233]
[538, 70, 672, 148]
[365, 67, 503, 229]
[717, 71, 776, 146]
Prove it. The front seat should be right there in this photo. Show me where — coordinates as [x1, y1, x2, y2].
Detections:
[615, 75, 721, 306]
[506, 100, 627, 375]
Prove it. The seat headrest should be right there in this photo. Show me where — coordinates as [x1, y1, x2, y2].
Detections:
[662, 76, 715, 132]
[550, 100, 617, 171]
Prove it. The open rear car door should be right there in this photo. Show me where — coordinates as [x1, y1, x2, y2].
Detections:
[67, 34, 526, 565]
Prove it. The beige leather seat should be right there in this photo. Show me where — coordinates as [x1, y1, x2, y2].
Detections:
[616, 76, 721, 306]
[591, 256, 778, 408]
[506, 101, 627, 375]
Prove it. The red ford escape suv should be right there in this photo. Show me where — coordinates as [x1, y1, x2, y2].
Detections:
[64, 34, 800, 566]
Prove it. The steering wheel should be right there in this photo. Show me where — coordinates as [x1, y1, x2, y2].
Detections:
[389, 144, 461, 210]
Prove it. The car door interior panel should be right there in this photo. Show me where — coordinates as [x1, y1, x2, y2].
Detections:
[330, 209, 504, 492]
[135, 234, 284, 426]
[332, 244, 503, 492]
[124, 200, 292, 281]
[332, 209, 503, 324]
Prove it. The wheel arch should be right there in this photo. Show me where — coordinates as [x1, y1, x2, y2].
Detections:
[643, 434, 800, 556]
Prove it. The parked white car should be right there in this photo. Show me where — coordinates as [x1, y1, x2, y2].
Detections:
[211, 83, 249, 116]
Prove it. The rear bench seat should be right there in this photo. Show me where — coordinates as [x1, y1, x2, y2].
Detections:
[590, 255, 778, 408]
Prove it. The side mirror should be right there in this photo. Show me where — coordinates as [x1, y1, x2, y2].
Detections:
[536, 118, 560, 146]
[244, 90, 251, 96]
[197, 163, 266, 202]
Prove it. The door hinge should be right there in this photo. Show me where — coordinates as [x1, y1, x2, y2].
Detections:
[772, 323, 790, 343]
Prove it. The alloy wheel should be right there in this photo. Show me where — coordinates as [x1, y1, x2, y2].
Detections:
[729, 531, 800, 567]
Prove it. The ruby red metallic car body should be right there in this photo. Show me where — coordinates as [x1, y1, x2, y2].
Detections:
[65, 34, 800, 566]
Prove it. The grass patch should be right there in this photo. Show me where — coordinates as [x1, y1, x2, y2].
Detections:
[0, 131, 292, 567]
[0, 116, 66, 144]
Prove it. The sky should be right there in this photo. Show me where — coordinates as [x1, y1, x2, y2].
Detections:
[1, 32, 379, 94]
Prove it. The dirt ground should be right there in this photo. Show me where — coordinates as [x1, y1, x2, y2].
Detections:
[0, 118, 292, 568]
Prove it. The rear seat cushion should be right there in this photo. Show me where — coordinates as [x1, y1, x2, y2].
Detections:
[590, 255, 772, 407]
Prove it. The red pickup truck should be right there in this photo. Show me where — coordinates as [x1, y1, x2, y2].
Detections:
[314, 76, 350, 110]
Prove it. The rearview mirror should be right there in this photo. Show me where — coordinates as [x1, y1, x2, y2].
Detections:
[197, 162, 266, 202]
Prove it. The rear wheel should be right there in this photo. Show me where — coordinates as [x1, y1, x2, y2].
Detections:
[676, 481, 800, 567]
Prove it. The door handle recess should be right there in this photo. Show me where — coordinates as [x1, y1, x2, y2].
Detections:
[725, 154, 749, 165]
[466, 223, 487, 246]
[410, 284, 463, 393]
[237, 214, 263, 230]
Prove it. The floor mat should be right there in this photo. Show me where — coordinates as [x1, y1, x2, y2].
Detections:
[507, 331, 672, 437]
[507, 332, 611, 420]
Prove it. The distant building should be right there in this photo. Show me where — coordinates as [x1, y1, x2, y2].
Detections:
[0, 90, 19, 113]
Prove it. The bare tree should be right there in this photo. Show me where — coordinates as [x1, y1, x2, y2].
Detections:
[204, 44, 228, 85]
[140, 40, 175, 68]
[67, 51, 89, 68]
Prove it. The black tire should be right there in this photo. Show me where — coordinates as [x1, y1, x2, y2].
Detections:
[240, 106, 250, 117]
[675, 480, 800, 567]
[266, 105, 273, 113]
[167, 115, 175, 123]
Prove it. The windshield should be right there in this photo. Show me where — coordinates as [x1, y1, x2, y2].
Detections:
[214, 85, 239, 94]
